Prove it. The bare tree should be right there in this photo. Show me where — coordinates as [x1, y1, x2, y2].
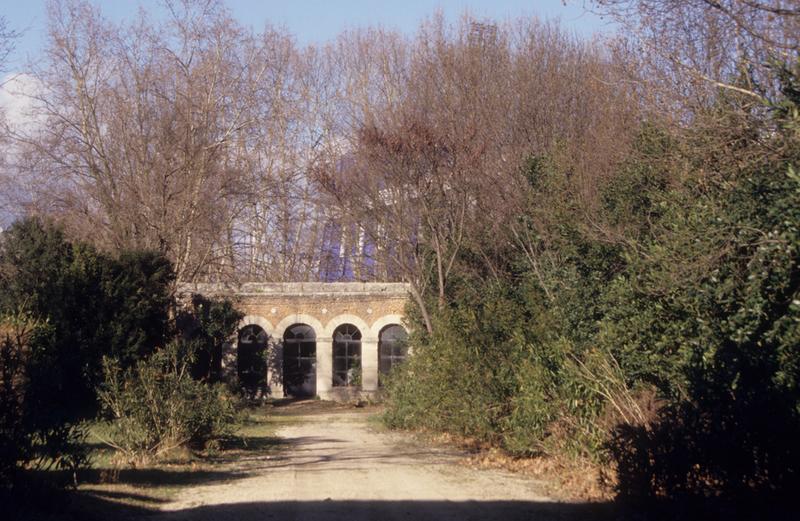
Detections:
[586, 0, 800, 184]
[0, 17, 17, 76]
[590, 0, 800, 105]
[7, 2, 641, 298]
[11, 0, 303, 282]
[215, 27, 326, 282]
[314, 15, 640, 331]
[0, 15, 21, 226]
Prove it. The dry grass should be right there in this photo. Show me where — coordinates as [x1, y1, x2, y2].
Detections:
[406, 428, 613, 503]
[28, 405, 286, 520]
[269, 397, 384, 416]
[60, 399, 380, 518]
[463, 447, 612, 502]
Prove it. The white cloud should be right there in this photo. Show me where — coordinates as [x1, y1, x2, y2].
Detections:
[0, 72, 43, 133]
[0, 73, 44, 226]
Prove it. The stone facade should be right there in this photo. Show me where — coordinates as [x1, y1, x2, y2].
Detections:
[178, 282, 411, 401]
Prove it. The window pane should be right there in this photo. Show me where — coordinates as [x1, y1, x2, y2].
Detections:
[332, 324, 362, 387]
[300, 340, 315, 357]
[334, 357, 349, 372]
[379, 325, 408, 382]
[333, 343, 347, 357]
[283, 324, 316, 397]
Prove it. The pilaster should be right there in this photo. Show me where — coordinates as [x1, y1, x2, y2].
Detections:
[361, 337, 379, 392]
[316, 336, 333, 397]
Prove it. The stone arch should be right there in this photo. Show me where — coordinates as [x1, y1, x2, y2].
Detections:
[324, 314, 371, 341]
[223, 315, 271, 378]
[274, 314, 324, 398]
[331, 323, 362, 388]
[275, 313, 325, 340]
[323, 314, 373, 393]
[282, 323, 318, 397]
[236, 324, 269, 396]
[238, 315, 274, 337]
[234, 315, 277, 398]
[377, 322, 410, 385]
[369, 314, 407, 340]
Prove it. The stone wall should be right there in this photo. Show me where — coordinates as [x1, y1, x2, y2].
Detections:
[178, 282, 411, 401]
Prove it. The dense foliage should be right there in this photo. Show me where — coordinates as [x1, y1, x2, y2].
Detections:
[0, 219, 174, 414]
[178, 294, 244, 383]
[1, 1, 796, 515]
[384, 64, 800, 510]
[97, 341, 239, 464]
[0, 219, 175, 489]
[0, 218, 241, 488]
[0, 311, 88, 489]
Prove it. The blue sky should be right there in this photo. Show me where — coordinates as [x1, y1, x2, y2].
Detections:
[3, 1, 613, 68]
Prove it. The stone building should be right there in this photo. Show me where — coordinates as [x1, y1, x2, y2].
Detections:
[179, 282, 411, 401]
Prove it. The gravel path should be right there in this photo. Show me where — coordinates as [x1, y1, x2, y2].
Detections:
[150, 406, 602, 520]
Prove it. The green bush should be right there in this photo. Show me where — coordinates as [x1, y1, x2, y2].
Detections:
[177, 294, 243, 382]
[0, 218, 174, 416]
[604, 151, 800, 504]
[383, 65, 800, 509]
[0, 311, 88, 490]
[0, 218, 247, 475]
[97, 341, 239, 464]
[384, 284, 540, 447]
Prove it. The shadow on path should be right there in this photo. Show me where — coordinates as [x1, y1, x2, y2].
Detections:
[155, 499, 615, 521]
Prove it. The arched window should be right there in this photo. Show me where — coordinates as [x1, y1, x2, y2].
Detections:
[238, 325, 268, 392]
[379, 324, 408, 383]
[333, 324, 361, 387]
[283, 324, 316, 397]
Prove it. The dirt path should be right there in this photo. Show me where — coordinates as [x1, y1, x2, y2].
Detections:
[151, 405, 605, 520]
